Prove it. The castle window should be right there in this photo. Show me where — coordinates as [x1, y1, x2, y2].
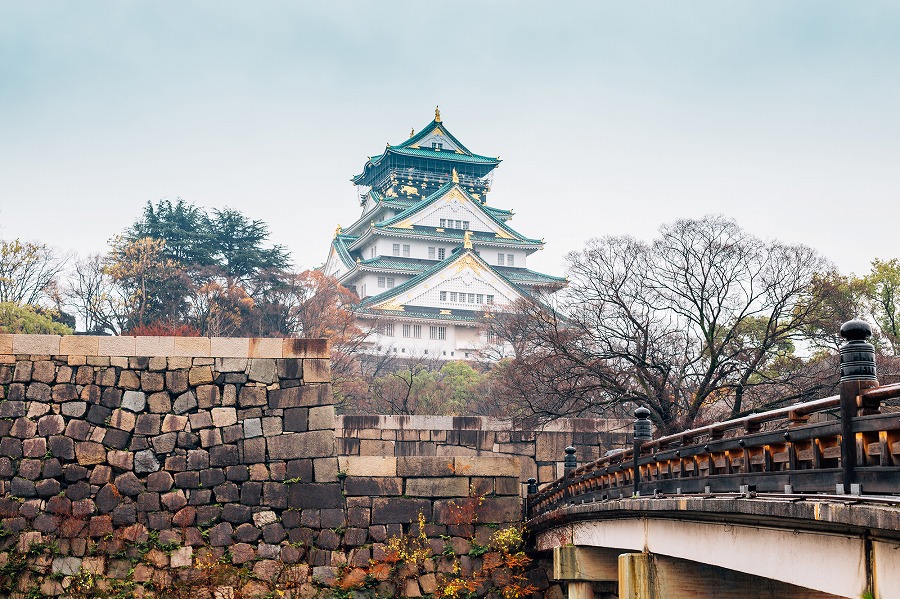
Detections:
[476, 294, 483, 304]
[468, 293, 475, 303]
[455, 220, 462, 229]
[413, 324, 422, 338]
[463, 221, 470, 230]
[428, 247, 436, 259]
[402, 244, 410, 257]
[402, 324, 411, 338]
[440, 291, 447, 301]
[432, 142, 443, 150]
[393, 243, 400, 256]
[386, 277, 395, 289]
[507, 254, 514, 266]
[429, 326, 446, 340]
[377, 277, 385, 288]
[449, 292, 457, 302]
[360, 284, 366, 297]
[487, 329, 498, 344]
[379, 323, 394, 337]
[438, 248, 446, 260]
[486, 295, 494, 305]
[497, 253, 505, 266]
[370, 247, 376, 258]
[439, 219, 446, 228]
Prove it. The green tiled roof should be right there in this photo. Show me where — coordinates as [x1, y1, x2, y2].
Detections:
[357, 255, 564, 287]
[495, 266, 567, 286]
[387, 146, 499, 164]
[484, 205, 513, 219]
[332, 234, 358, 268]
[377, 226, 543, 247]
[352, 118, 500, 185]
[355, 305, 483, 323]
[359, 256, 434, 271]
[376, 182, 541, 245]
[358, 248, 534, 310]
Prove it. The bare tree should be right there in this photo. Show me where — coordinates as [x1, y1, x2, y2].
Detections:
[0, 239, 66, 306]
[487, 216, 833, 433]
[64, 254, 130, 334]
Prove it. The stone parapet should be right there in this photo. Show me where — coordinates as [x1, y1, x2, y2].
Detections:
[0, 334, 330, 360]
[337, 414, 632, 486]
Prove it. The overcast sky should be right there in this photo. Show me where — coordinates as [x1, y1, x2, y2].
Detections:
[2, 1, 899, 278]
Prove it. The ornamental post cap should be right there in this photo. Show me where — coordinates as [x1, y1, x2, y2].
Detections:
[635, 406, 651, 419]
[435, 105, 441, 122]
[840, 319, 872, 341]
[565, 446, 576, 455]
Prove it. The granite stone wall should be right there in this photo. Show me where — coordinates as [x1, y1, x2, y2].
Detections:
[337, 414, 632, 486]
[0, 334, 544, 597]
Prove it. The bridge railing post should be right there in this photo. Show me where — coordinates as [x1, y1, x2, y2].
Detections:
[633, 407, 652, 497]
[838, 319, 878, 493]
[564, 446, 577, 477]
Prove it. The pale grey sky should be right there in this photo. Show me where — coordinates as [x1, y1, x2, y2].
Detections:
[2, 1, 899, 277]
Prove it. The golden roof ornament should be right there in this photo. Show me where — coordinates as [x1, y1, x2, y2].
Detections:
[435, 105, 441, 122]
[463, 230, 473, 250]
[451, 168, 459, 184]
[410, 128, 415, 138]
[334, 225, 341, 238]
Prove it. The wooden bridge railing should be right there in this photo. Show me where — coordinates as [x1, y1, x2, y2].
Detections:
[526, 320, 900, 519]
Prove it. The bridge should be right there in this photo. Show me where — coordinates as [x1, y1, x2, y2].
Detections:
[524, 321, 900, 599]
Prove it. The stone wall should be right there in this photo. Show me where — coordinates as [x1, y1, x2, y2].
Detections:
[338, 414, 632, 486]
[0, 334, 541, 597]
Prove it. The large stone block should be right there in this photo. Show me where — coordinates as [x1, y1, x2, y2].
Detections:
[0, 334, 13, 355]
[371, 497, 432, 524]
[397, 456, 454, 477]
[303, 359, 331, 382]
[359, 439, 395, 456]
[173, 337, 210, 357]
[344, 477, 404, 497]
[405, 477, 471, 498]
[338, 456, 397, 477]
[31, 360, 56, 383]
[308, 405, 335, 431]
[475, 496, 521, 524]
[134, 336, 175, 357]
[97, 336, 136, 357]
[210, 337, 250, 358]
[248, 338, 282, 358]
[248, 359, 277, 384]
[454, 456, 521, 478]
[13, 334, 60, 355]
[287, 483, 342, 509]
[268, 431, 335, 459]
[268, 384, 331, 409]
[237, 386, 265, 408]
[188, 366, 214, 386]
[536, 432, 572, 463]
[282, 338, 330, 359]
[75, 442, 106, 466]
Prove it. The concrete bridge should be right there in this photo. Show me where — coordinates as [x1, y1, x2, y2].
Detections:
[525, 321, 900, 599]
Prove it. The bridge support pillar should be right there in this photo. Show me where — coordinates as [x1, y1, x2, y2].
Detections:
[566, 581, 593, 599]
[553, 546, 619, 599]
[618, 553, 654, 599]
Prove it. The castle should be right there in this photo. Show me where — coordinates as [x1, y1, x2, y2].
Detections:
[323, 108, 564, 359]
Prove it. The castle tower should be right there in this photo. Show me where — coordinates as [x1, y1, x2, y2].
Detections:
[323, 108, 565, 359]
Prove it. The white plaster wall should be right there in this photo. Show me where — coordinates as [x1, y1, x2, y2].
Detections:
[874, 540, 900, 599]
[548, 519, 868, 598]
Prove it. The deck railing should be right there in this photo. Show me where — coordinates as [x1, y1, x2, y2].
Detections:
[526, 320, 900, 519]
